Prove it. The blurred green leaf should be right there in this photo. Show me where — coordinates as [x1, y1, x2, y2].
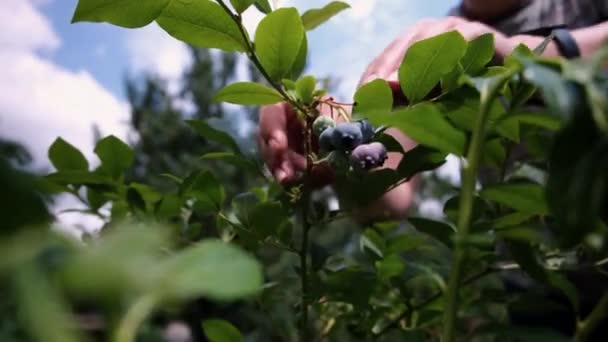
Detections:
[15, 266, 81, 342]
[375, 254, 405, 281]
[354, 79, 393, 114]
[202, 152, 258, 173]
[368, 103, 466, 155]
[214, 82, 283, 105]
[399, 31, 467, 103]
[187, 120, 241, 154]
[301, 1, 350, 31]
[408, 217, 455, 247]
[230, 0, 255, 13]
[71, 0, 169, 28]
[156, 193, 183, 220]
[480, 183, 549, 215]
[159, 240, 263, 301]
[481, 138, 506, 169]
[203, 319, 244, 342]
[156, 0, 247, 51]
[546, 112, 608, 247]
[94, 135, 134, 179]
[249, 201, 289, 238]
[48, 138, 88, 171]
[254, 0, 272, 13]
[184, 170, 225, 212]
[360, 229, 385, 259]
[255, 8, 305, 80]
[46, 170, 113, 186]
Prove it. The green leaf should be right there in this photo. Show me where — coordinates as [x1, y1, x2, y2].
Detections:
[255, 8, 305, 80]
[289, 34, 308, 78]
[295, 75, 316, 104]
[249, 201, 289, 238]
[546, 113, 608, 247]
[519, 59, 575, 119]
[480, 183, 549, 215]
[301, 1, 350, 31]
[213, 82, 283, 105]
[187, 171, 225, 211]
[437, 87, 518, 142]
[460, 34, 495, 75]
[46, 170, 113, 186]
[408, 217, 455, 247]
[254, 0, 272, 13]
[354, 79, 393, 114]
[156, 193, 182, 220]
[375, 254, 405, 281]
[15, 266, 81, 342]
[49, 138, 88, 171]
[71, 0, 169, 28]
[203, 319, 244, 342]
[367, 104, 466, 155]
[230, 0, 255, 14]
[481, 138, 506, 169]
[159, 240, 263, 300]
[187, 120, 241, 154]
[396, 145, 447, 179]
[399, 31, 467, 103]
[360, 229, 385, 258]
[157, 0, 247, 52]
[232, 192, 260, 225]
[94, 135, 134, 179]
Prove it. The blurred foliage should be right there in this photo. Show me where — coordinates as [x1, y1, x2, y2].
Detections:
[1, 1, 608, 342]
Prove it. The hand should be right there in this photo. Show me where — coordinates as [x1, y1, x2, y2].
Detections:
[257, 102, 306, 184]
[257, 101, 337, 185]
[359, 16, 557, 87]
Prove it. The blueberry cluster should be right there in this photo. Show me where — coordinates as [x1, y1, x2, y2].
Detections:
[313, 116, 388, 171]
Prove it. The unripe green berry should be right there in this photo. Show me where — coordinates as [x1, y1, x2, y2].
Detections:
[327, 151, 349, 172]
[313, 116, 336, 136]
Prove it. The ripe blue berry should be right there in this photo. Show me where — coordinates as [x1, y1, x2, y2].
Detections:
[357, 120, 375, 142]
[313, 116, 336, 136]
[350, 142, 388, 170]
[319, 126, 335, 152]
[331, 122, 363, 151]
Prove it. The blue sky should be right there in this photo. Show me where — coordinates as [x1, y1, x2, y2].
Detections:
[0, 0, 459, 167]
[0, 0, 460, 228]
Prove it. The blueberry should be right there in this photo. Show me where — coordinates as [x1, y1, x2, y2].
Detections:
[357, 120, 375, 142]
[319, 126, 335, 152]
[331, 122, 363, 151]
[313, 116, 336, 136]
[350, 142, 388, 170]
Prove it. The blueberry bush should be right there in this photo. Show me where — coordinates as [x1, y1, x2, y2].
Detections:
[1, 1, 608, 341]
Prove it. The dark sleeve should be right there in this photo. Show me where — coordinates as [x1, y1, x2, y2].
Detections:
[447, 5, 465, 17]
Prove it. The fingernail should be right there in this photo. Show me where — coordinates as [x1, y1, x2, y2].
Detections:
[275, 169, 286, 182]
[362, 74, 378, 85]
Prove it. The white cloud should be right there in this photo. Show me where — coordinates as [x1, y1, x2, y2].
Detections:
[0, 0, 130, 230]
[0, 0, 60, 53]
[125, 23, 192, 94]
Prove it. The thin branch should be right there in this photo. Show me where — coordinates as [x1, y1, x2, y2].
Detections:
[375, 262, 520, 338]
[575, 292, 608, 342]
[216, 0, 307, 113]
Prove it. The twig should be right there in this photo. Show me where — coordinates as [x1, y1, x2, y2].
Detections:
[375, 262, 519, 337]
[215, 0, 306, 114]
